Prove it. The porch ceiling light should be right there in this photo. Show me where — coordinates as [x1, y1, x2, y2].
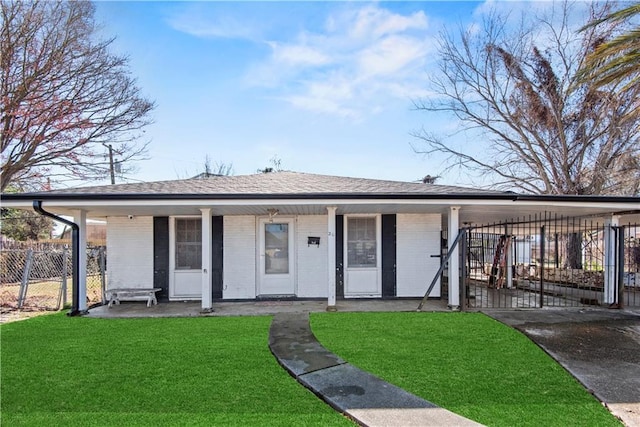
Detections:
[267, 208, 279, 223]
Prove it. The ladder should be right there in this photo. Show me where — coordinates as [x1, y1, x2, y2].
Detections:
[488, 235, 510, 289]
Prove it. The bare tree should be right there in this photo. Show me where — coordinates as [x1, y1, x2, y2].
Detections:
[1, 1, 155, 191]
[177, 155, 233, 179]
[413, 1, 640, 196]
[258, 155, 284, 173]
[201, 155, 233, 177]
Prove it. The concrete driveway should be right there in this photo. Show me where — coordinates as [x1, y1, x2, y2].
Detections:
[486, 308, 640, 427]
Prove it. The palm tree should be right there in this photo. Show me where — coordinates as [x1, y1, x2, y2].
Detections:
[578, 3, 640, 89]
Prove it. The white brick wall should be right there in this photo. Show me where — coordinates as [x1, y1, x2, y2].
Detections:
[396, 214, 441, 297]
[296, 215, 328, 298]
[223, 215, 328, 299]
[223, 216, 256, 299]
[104, 213, 444, 301]
[106, 216, 154, 289]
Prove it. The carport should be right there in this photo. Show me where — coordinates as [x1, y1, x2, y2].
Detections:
[445, 211, 640, 310]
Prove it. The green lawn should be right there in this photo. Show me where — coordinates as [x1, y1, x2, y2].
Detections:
[311, 312, 621, 427]
[2, 312, 622, 427]
[1, 314, 352, 426]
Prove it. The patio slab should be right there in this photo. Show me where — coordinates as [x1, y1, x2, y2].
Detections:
[87, 298, 448, 318]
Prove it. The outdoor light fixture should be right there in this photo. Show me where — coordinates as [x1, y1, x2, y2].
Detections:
[267, 208, 279, 223]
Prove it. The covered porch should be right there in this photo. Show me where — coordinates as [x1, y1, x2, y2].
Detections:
[87, 298, 449, 318]
[52, 201, 640, 314]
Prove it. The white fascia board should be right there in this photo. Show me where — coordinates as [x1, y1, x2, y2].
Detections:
[3, 197, 637, 210]
[509, 199, 639, 210]
[1, 200, 38, 208]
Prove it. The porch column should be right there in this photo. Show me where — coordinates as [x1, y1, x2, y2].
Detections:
[327, 206, 337, 311]
[604, 215, 620, 305]
[72, 210, 88, 313]
[448, 206, 460, 310]
[201, 208, 213, 312]
[506, 225, 513, 289]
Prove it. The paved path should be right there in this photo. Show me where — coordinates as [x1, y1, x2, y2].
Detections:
[269, 312, 482, 427]
[486, 308, 640, 427]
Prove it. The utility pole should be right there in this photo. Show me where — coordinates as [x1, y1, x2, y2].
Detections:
[106, 144, 115, 184]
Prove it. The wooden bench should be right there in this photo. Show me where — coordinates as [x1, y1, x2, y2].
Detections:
[106, 288, 162, 308]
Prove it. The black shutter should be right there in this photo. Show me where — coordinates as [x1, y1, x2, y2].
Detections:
[382, 214, 397, 298]
[153, 217, 170, 301]
[336, 215, 344, 299]
[212, 216, 223, 299]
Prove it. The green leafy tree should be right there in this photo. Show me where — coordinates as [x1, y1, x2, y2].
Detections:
[1, 186, 53, 241]
[577, 2, 640, 89]
[1, 209, 53, 241]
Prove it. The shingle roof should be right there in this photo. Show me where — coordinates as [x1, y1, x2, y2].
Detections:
[20, 171, 506, 197]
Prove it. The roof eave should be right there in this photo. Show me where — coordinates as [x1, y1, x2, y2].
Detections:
[3, 192, 639, 203]
[2, 192, 516, 201]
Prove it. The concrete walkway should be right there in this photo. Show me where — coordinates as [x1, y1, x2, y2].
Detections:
[485, 308, 640, 427]
[268, 312, 482, 427]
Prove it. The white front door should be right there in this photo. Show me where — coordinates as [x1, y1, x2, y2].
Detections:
[344, 215, 381, 297]
[258, 218, 295, 296]
[169, 217, 202, 300]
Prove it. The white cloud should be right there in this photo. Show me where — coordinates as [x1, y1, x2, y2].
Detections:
[278, 75, 360, 119]
[357, 35, 428, 79]
[166, 4, 264, 41]
[269, 42, 332, 67]
[168, 3, 438, 118]
[286, 95, 358, 119]
[329, 6, 428, 40]
[246, 4, 436, 118]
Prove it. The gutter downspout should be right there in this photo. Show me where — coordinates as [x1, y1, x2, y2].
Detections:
[33, 201, 84, 316]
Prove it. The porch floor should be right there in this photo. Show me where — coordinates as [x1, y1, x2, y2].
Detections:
[87, 298, 448, 318]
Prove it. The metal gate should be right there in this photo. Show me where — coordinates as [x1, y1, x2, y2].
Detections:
[460, 214, 639, 309]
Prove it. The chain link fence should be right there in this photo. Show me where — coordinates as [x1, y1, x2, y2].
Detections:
[0, 243, 106, 314]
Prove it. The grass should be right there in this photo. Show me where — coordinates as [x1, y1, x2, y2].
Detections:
[311, 312, 621, 427]
[2, 311, 622, 427]
[1, 314, 352, 426]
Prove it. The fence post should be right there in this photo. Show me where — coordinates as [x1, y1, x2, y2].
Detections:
[99, 247, 106, 304]
[18, 249, 34, 308]
[539, 226, 545, 308]
[604, 216, 620, 305]
[62, 247, 68, 308]
[505, 224, 513, 289]
[460, 228, 468, 310]
[617, 226, 626, 308]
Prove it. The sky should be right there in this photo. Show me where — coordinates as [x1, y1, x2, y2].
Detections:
[91, 1, 524, 187]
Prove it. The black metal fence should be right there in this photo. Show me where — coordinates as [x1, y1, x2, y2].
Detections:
[442, 214, 640, 309]
[448, 214, 639, 309]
